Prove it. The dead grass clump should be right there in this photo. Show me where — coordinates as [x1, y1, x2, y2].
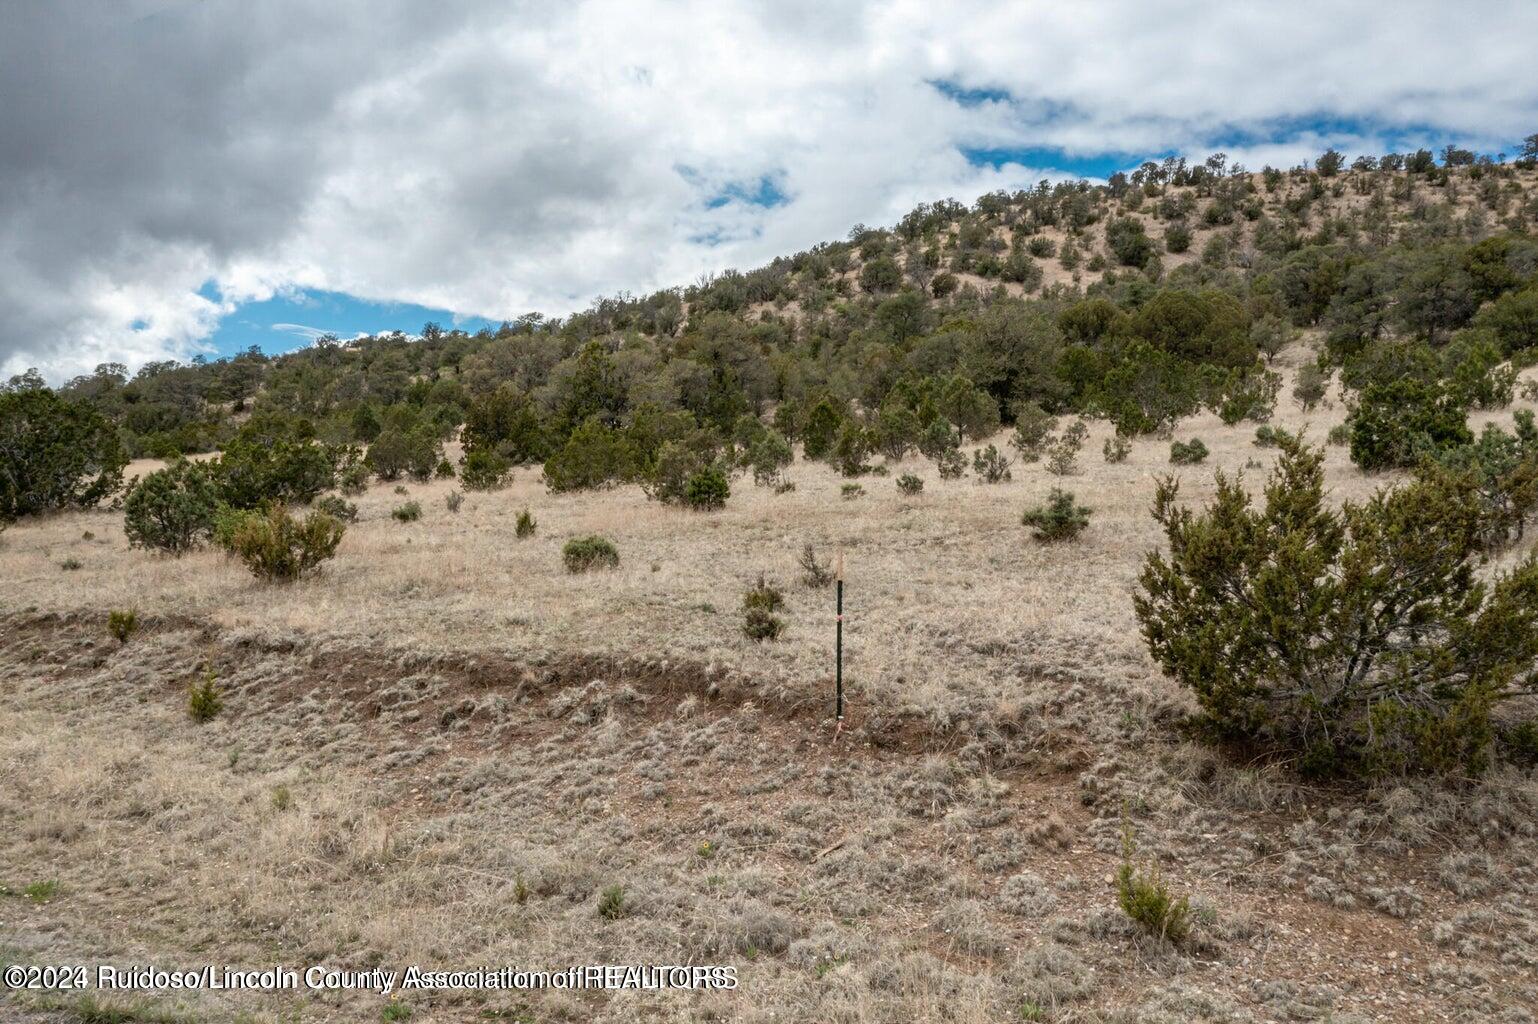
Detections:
[796, 544, 833, 587]
[998, 871, 1057, 918]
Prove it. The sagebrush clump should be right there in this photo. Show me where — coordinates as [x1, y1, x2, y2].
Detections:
[515, 508, 536, 538]
[896, 473, 924, 495]
[563, 535, 619, 573]
[391, 501, 422, 523]
[798, 544, 832, 588]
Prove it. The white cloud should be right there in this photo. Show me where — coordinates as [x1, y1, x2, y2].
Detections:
[3, 0, 1536, 381]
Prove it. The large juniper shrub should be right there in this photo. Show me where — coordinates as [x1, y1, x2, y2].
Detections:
[123, 457, 221, 554]
[460, 448, 511, 491]
[216, 416, 337, 507]
[364, 427, 439, 483]
[0, 387, 127, 520]
[747, 430, 793, 487]
[1348, 378, 1472, 471]
[544, 419, 639, 493]
[1136, 440, 1538, 776]
[224, 504, 344, 582]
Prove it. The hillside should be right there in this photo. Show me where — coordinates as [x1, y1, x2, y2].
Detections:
[3, 148, 1538, 1023]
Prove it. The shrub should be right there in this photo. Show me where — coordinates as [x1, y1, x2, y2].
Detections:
[338, 462, 369, 496]
[1021, 489, 1091, 542]
[1293, 363, 1330, 410]
[833, 422, 872, 477]
[1252, 425, 1297, 449]
[597, 884, 627, 920]
[444, 490, 464, 513]
[874, 403, 921, 460]
[1349, 378, 1473, 471]
[1116, 826, 1191, 944]
[460, 448, 511, 491]
[972, 445, 1012, 484]
[107, 609, 138, 644]
[743, 573, 784, 612]
[1106, 216, 1155, 268]
[1044, 438, 1079, 476]
[187, 666, 223, 723]
[563, 535, 619, 573]
[683, 466, 730, 510]
[1169, 439, 1209, 465]
[217, 424, 336, 508]
[1009, 402, 1058, 462]
[800, 399, 843, 461]
[840, 483, 865, 499]
[515, 509, 536, 538]
[1135, 441, 1538, 776]
[896, 473, 924, 495]
[798, 544, 833, 587]
[123, 458, 221, 554]
[742, 607, 785, 642]
[643, 438, 714, 504]
[1164, 221, 1192, 254]
[364, 428, 439, 483]
[226, 505, 344, 582]
[0, 388, 127, 520]
[391, 501, 422, 523]
[1212, 367, 1281, 425]
[544, 419, 638, 492]
[748, 430, 794, 487]
[935, 448, 966, 479]
[1432, 414, 1538, 552]
[918, 418, 958, 461]
[313, 494, 358, 522]
[1103, 435, 1132, 463]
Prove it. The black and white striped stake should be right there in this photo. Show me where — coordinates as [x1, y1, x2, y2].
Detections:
[834, 550, 845, 724]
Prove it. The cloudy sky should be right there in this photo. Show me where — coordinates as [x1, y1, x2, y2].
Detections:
[4, 0, 1536, 382]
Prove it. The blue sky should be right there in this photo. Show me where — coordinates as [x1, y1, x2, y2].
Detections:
[202, 285, 499, 360]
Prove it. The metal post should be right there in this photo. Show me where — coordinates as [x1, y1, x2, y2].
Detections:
[835, 550, 844, 721]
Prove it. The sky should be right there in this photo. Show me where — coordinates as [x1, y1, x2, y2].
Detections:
[3, 1, 1537, 382]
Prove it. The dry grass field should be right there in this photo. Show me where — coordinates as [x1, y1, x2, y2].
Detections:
[4, 350, 1538, 1023]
